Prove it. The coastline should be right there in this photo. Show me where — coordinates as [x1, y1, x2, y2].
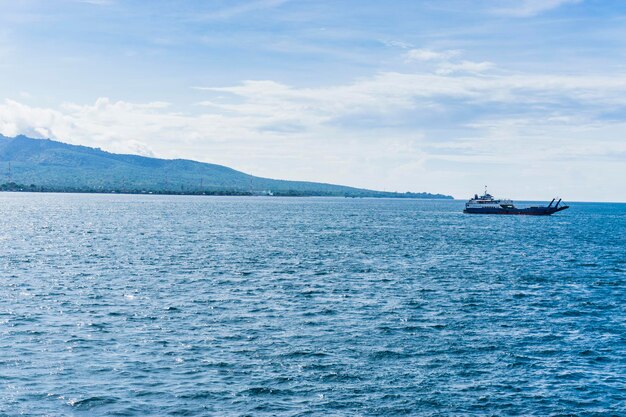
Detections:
[0, 182, 453, 199]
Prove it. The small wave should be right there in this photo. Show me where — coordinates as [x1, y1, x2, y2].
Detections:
[281, 350, 329, 358]
[240, 387, 293, 396]
[68, 396, 118, 409]
[177, 390, 219, 400]
[369, 350, 410, 360]
[593, 280, 623, 287]
[320, 372, 361, 382]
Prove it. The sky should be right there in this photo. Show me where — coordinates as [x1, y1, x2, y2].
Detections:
[1, 0, 626, 201]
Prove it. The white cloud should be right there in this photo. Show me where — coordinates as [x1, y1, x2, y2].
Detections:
[2, 64, 626, 200]
[436, 60, 494, 75]
[6, 71, 626, 155]
[0, 99, 68, 140]
[0, 98, 171, 156]
[492, 0, 581, 17]
[405, 49, 460, 62]
[404, 49, 493, 75]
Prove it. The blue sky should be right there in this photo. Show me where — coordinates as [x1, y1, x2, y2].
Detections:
[1, 0, 626, 201]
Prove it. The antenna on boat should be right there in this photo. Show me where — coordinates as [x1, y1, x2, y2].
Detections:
[484, 185, 487, 196]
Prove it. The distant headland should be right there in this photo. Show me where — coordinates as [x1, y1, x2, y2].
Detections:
[0, 134, 452, 199]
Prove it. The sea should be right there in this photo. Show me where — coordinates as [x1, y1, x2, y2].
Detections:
[0, 193, 624, 416]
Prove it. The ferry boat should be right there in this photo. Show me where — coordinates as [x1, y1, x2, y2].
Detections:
[463, 187, 569, 215]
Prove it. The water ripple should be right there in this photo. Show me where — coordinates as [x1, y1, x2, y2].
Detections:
[0, 194, 624, 416]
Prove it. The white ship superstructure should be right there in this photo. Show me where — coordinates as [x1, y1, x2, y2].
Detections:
[464, 187, 513, 210]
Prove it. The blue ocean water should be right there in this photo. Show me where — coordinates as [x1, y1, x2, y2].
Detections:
[0, 193, 624, 416]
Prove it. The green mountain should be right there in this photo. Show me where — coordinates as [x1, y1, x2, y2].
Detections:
[0, 134, 452, 198]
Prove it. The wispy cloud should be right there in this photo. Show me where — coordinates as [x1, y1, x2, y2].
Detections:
[72, 0, 115, 5]
[492, 0, 582, 17]
[436, 60, 494, 75]
[404, 49, 492, 75]
[405, 49, 460, 62]
[196, 0, 290, 20]
[197, 71, 626, 125]
[382, 40, 414, 49]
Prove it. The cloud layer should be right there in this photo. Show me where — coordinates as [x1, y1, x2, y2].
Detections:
[2, 56, 626, 200]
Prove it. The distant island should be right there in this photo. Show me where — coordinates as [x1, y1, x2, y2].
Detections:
[0, 134, 452, 199]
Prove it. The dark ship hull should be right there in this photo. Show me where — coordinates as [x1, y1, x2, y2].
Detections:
[463, 205, 569, 215]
